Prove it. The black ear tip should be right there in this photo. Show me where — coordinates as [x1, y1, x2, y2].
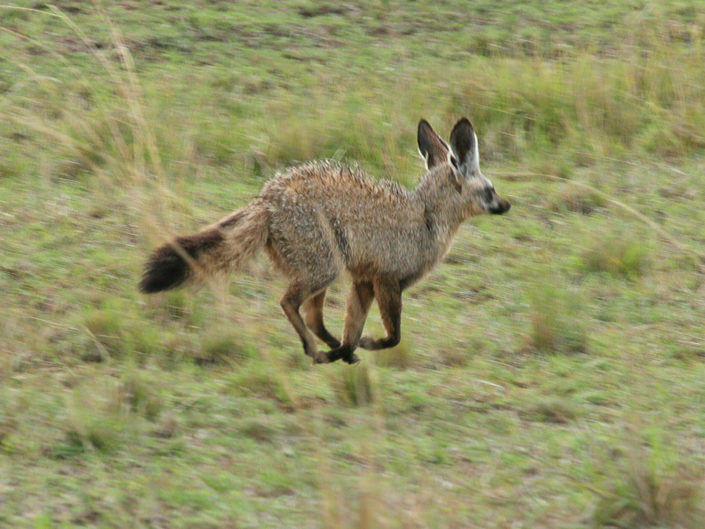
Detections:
[418, 119, 434, 149]
[453, 117, 474, 131]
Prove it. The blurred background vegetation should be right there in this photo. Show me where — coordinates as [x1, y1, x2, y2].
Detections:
[1, 1, 705, 527]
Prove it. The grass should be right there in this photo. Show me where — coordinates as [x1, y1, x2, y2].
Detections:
[2, 0, 705, 527]
[579, 233, 651, 279]
[333, 363, 376, 407]
[592, 434, 703, 528]
[527, 272, 588, 354]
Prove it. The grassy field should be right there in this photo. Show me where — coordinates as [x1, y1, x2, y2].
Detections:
[2, 1, 705, 527]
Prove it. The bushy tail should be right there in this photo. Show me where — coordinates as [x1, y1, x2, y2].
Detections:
[139, 200, 269, 293]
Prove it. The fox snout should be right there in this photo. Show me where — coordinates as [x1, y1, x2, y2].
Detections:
[489, 196, 511, 215]
[482, 186, 511, 215]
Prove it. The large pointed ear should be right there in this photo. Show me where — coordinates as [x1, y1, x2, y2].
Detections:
[417, 119, 449, 170]
[449, 118, 480, 178]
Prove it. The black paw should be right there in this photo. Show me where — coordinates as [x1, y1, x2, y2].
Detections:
[325, 345, 359, 364]
[342, 352, 360, 364]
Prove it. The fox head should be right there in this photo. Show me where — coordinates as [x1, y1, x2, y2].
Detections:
[417, 118, 510, 216]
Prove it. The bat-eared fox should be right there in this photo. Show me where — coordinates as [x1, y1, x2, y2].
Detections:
[140, 118, 510, 364]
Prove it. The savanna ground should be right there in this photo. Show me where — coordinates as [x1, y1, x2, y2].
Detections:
[2, 1, 705, 527]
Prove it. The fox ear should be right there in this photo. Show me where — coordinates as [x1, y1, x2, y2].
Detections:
[417, 119, 449, 170]
[449, 118, 480, 178]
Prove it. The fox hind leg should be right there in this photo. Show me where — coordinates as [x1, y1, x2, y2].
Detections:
[281, 281, 333, 364]
[302, 289, 341, 349]
[268, 208, 342, 363]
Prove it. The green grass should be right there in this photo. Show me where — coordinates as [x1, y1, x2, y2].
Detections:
[592, 432, 703, 528]
[2, 1, 705, 527]
[527, 270, 589, 354]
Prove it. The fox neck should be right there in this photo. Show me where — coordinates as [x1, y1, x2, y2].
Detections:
[414, 167, 475, 261]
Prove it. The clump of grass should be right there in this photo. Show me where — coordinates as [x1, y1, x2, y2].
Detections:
[530, 152, 574, 180]
[58, 414, 124, 456]
[284, 348, 311, 369]
[438, 348, 470, 367]
[153, 413, 179, 440]
[519, 395, 579, 424]
[54, 383, 127, 457]
[593, 442, 703, 528]
[580, 233, 649, 279]
[54, 372, 164, 457]
[264, 95, 392, 173]
[0, 389, 18, 444]
[228, 362, 292, 406]
[437, 334, 486, 367]
[256, 470, 296, 497]
[83, 308, 124, 358]
[333, 364, 375, 407]
[117, 370, 162, 421]
[238, 418, 278, 443]
[194, 331, 255, 366]
[164, 290, 189, 320]
[83, 307, 162, 362]
[375, 340, 413, 369]
[160, 331, 197, 367]
[128, 323, 162, 359]
[151, 291, 205, 327]
[668, 342, 705, 363]
[527, 278, 588, 354]
[548, 185, 606, 215]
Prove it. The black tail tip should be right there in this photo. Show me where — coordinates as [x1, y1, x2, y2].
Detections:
[138, 245, 189, 294]
[138, 230, 224, 294]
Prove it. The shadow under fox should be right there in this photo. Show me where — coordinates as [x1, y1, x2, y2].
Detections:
[140, 118, 510, 364]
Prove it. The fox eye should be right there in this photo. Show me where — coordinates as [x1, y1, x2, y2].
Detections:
[483, 187, 495, 202]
